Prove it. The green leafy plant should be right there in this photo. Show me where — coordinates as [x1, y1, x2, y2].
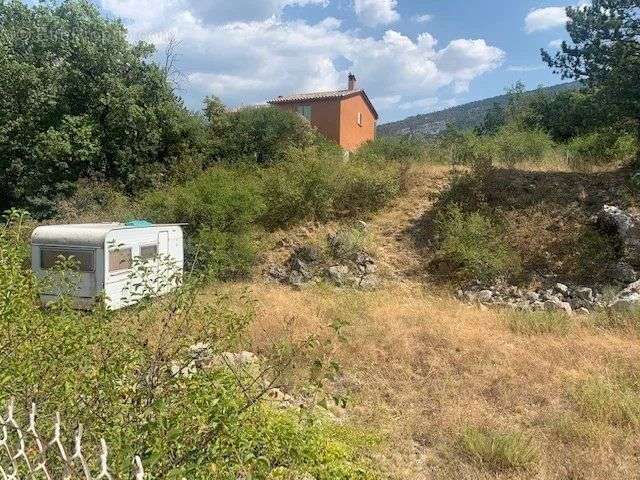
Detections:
[435, 205, 521, 282]
[459, 427, 538, 471]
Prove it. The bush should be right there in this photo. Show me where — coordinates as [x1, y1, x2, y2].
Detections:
[356, 137, 426, 163]
[459, 427, 538, 471]
[141, 166, 265, 277]
[566, 131, 637, 169]
[493, 126, 554, 166]
[260, 147, 402, 229]
[223, 106, 316, 163]
[334, 156, 401, 216]
[260, 148, 338, 228]
[435, 205, 521, 282]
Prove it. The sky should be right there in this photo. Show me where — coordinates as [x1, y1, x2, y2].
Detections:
[94, 0, 579, 123]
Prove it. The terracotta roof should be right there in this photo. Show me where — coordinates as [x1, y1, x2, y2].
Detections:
[268, 88, 379, 119]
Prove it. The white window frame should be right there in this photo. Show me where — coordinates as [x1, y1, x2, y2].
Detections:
[357, 112, 363, 126]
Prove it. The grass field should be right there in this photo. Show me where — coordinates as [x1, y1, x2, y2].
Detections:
[209, 160, 640, 479]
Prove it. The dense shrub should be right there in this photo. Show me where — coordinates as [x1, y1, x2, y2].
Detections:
[435, 205, 521, 282]
[493, 126, 554, 166]
[566, 131, 637, 168]
[0, 0, 206, 217]
[0, 213, 379, 479]
[221, 106, 316, 163]
[334, 156, 401, 216]
[260, 147, 402, 229]
[141, 166, 265, 278]
[356, 137, 426, 163]
[260, 148, 339, 228]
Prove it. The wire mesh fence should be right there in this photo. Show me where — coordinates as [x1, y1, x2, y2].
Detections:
[0, 399, 144, 480]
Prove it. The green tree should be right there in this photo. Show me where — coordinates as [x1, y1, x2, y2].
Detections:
[224, 106, 316, 163]
[0, 0, 203, 217]
[541, 0, 640, 162]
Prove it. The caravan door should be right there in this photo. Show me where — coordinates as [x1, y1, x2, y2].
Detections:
[158, 231, 169, 256]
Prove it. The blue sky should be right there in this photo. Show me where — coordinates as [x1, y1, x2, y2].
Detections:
[94, 0, 576, 122]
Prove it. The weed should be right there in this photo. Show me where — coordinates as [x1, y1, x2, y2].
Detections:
[569, 377, 640, 429]
[459, 427, 538, 471]
[435, 204, 521, 282]
[507, 310, 573, 335]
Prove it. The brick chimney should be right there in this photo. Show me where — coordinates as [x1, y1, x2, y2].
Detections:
[348, 73, 357, 91]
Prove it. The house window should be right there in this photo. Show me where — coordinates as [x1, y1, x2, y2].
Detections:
[139, 244, 158, 261]
[296, 105, 312, 121]
[41, 248, 95, 273]
[357, 112, 363, 126]
[109, 248, 132, 272]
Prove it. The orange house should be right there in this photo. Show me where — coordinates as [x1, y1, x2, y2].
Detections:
[268, 74, 378, 151]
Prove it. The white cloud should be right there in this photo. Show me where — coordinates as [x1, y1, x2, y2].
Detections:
[353, 0, 400, 26]
[413, 14, 433, 23]
[100, 0, 505, 121]
[548, 38, 564, 49]
[507, 64, 545, 72]
[524, 6, 568, 33]
[102, 0, 328, 26]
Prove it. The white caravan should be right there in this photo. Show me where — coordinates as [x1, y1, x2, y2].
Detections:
[31, 222, 184, 310]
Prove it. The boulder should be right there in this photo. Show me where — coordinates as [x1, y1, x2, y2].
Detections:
[544, 298, 573, 315]
[293, 245, 321, 263]
[476, 290, 494, 302]
[266, 265, 288, 283]
[611, 260, 638, 284]
[573, 286, 594, 303]
[609, 280, 640, 311]
[555, 283, 570, 296]
[358, 274, 380, 290]
[594, 205, 640, 265]
[327, 265, 352, 286]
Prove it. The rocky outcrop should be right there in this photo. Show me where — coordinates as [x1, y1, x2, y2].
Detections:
[458, 281, 605, 314]
[593, 205, 640, 280]
[608, 280, 640, 311]
[265, 233, 380, 290]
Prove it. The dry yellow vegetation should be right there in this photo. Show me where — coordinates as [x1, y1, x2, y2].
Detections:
[209, 162, 640, 479]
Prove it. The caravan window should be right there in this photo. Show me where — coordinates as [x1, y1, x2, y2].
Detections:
[140, 244, 158, 261]
[41, 248, 95, 272]
[109, 248, 132, 272]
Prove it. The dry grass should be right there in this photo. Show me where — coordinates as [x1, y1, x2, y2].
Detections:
[211, 281, 640, 479]
[202, 160, 640, 479]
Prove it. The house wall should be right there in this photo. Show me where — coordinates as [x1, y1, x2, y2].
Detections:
[274, 100, 341, 144]
[339, 94, 376, 151]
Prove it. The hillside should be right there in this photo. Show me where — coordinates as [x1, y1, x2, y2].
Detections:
[222, 160, 640, 479]
[378, 82, 580, 137]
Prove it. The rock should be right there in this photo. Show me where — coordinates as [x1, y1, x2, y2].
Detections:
[555, 283, 570, 295]
[355, 253, 377, 274]
[293, 245, 320, 263]
[266, 265, 288, 283]
[327, 265, 352, 286]
[289, 257, 307, 273]
[594, 205, 640, 264]
[611, 260, 638, 284]
[358, 274, 380, 290]
[476, 290, 494, 302]
[608, 280, 640, 311]
[525, 291, 540, 302]
[544, 298, 573, 315]
[288, 270, 304, 287]
[573, 287, 594, 303]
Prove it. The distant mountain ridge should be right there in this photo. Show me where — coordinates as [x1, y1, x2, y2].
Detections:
[378, 82, 580, 137]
